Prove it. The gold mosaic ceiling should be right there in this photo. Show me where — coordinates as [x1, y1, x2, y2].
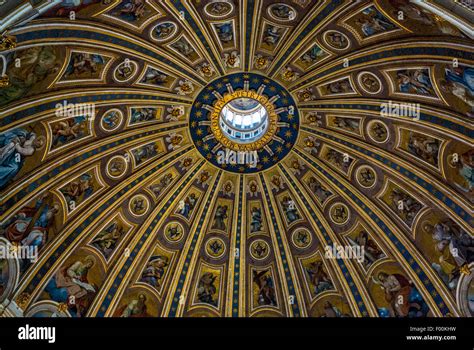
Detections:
[0, 0, 472, 318]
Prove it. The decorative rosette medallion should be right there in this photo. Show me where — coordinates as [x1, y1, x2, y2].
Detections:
[189, 73, 300, 173]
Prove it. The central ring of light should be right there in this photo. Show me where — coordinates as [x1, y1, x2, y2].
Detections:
[219, 97, 269, 144]
[210, 90, 278, 152]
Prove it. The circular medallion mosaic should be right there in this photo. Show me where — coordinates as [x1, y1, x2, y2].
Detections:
[189, 73, 300, 173]
[205, 237, 226, 259]
[249, 239, 270, 260]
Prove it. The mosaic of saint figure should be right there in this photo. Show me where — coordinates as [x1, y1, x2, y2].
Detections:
[140, 68, 170, 87]
[299, 44, 327, 67]
[214, 22, 234, 44]
[262, 25, 284, 49]
[304, 260, 334, 295]
[281, 196, 300, 223]
[396, 69, 435, 95]
[440, 66, 474, 117]
[45, 256, 97, 317]
[150, 173, 174, 197]
[51, 116, 88, 149]
[250, 207, 263, 233]
[453, 149, 473, 195]
[170, 37, 196, 60]
[130, 108, 157, 124]
[132, 143, 159, 165]
[253, 269, 277, 307]
[212, 205, 228, 231]
[63, 52, 106, 80]
[141, 255, 169, 288]
[0, 129, 44, 189]
[0, 194, 59, 254]
[324, 148, 353, 173]
[406, 131, 441, 167]
[118, 294, 150, 317]
[179, 193, 198, 219]
[196, 272, 218, 306]
[152, 22, 176, 41]
[321, 301, 351, 318]
[45, 0, 101, 17]
[307, 176, 332, 203]
[347, 230, 385, 269]
[424, 220, 474, 289]
[110, 0, 147, 22]
[323, 79, 354, 94]
[387, 187, 423, 227]
[60, 173, 95, 207]
[355, 6, 397, 38]
[333, 117, 360, 132]
[373, 271, 429, 318]
[0, 46, 60, 106]
[91, 222, 125, 259]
